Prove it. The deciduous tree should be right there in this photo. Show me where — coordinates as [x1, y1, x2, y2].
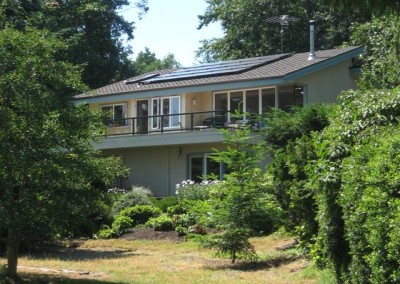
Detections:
[196, 0, 370, 62]
[0, 27, 126, 279]
[0, 0, 149, 88]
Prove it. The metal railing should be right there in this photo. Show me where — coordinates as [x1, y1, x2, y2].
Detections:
[104, 110, 231, 136]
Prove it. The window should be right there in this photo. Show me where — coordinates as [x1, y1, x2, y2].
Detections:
[151, 96, 181, 130]
[213, 85, 304, 117]
[278, 86, 304, 111]
[189, 154, 224, 183]
[101, 103, 127, 127]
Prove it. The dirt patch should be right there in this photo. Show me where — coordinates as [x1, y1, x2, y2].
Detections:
[119, 228, 184, 242]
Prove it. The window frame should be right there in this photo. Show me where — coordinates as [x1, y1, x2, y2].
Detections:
[213, 85, 305, 118]
[100, 102, 128, 127]
[188, 153, 225, 182]
[151, 95, 181, 130]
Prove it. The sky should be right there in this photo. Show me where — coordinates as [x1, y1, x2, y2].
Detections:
[119, 0, 224, 67]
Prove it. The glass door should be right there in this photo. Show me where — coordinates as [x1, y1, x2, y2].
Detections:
[136, 100, 149, 134]
[151, 96, 181, 131]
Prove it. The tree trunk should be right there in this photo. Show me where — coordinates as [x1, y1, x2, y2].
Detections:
[6, 227, 19, 277]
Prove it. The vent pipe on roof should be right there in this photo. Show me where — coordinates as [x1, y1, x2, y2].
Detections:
[308, 20, 316, 61]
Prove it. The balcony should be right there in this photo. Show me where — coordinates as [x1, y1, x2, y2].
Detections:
[103, 110, 259, 137]
[95, 110, 264, 150]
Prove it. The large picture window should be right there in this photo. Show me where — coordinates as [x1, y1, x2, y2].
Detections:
[213, 85, 304, 121]
[189, 154, 224, 183]
[101, 103, 127, 127]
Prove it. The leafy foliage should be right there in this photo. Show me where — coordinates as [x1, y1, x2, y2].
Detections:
[119, 205, 162, 226]
[0, 27, 126, 276]
[340, 125, 400, 283]
[111, 186, 154, 216]
[175, 180, 216, 201]
[263, 105, 333, 251]
[145, 214, 174, 231]
[134, 47, 181, 74]
[0, 0, 149, 88]
[112, 215, 133, 235]
[205, 127, 282, 263]
[350, 14, 400, 90]
[197, 0, 371, 61]
[309, 88, 400, 281]
[149, 196, 178, 212]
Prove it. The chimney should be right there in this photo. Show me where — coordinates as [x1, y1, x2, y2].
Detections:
[308, 20, 316, 61]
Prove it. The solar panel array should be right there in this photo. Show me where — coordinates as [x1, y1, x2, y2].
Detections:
[136, 53, 290, 84]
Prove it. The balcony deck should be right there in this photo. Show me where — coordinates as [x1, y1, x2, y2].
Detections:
[95, 110, 262, 150]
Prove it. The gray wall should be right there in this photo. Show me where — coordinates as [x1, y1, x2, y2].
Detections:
[104, 143, 224, 197]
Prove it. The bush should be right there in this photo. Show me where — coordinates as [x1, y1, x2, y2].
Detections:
[96, 226, 116, 239]
[119, 205, 161, 226]
[175, 180, 218, 201]
[150, 196, 178, 212]
[112, 186, 153, 216]
[112, 215, 133, 234]
[145, 215, 174, 231]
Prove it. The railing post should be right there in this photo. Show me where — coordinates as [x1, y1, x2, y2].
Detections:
[161, 114, 164, 133]
[190, 113, 194, 130]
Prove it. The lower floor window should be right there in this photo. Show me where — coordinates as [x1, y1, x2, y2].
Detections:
[189, 154, 224, 183]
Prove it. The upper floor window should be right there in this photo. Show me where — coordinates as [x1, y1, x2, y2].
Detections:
[214, 85, 304, 118]
[101, 103, 127, 127]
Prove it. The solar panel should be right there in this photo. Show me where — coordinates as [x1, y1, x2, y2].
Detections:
[138, 53, 291, 84]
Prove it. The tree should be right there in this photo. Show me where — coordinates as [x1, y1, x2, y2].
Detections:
[0, 28, 126, 279]
[310, 88, 400, 282]
[322, 0, 400, 14]
[350, 14, 400, 90]
[0, 0, 149, 88]
[206, 125, 282, 263]
[196, 0, 371, 62]
[133, 47, 181, 75]
[262, 105, 333, 252]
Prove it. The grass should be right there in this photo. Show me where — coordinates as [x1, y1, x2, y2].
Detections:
[0, 234, 327, 283]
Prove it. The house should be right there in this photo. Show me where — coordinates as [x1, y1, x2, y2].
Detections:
[74, 45, 363, 196]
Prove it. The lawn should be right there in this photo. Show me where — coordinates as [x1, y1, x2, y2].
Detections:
[0, 233, 323, 283]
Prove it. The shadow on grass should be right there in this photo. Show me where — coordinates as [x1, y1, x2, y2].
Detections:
[1, 274, 122, 283]
[206, 254, 301, 272]
[21, 248, 140, 262]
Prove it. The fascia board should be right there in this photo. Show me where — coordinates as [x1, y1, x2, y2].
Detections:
[283, 46, 364, 82]
[75, 77, 286, 104]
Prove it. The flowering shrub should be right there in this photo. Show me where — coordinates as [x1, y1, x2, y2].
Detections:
[112, 186, 154, 216]
[175, 180, 219, 201]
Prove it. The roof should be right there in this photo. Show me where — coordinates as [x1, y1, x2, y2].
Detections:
[75, 46, 363, 100]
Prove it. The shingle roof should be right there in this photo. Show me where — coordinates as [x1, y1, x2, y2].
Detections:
[75, 46, 362, 99]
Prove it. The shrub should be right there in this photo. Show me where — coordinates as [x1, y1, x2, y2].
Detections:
[112, 186, 153, 216]
[96, 226, 116, 239]
[150, 196, 178, 212]
[119, 205, 161, 226]
[112, 215, 133, 234]
[175, 180, 218, 201]
[145, 215, 174, 231]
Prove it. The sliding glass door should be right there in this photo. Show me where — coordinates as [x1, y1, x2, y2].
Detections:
[151, 96, 181, 130]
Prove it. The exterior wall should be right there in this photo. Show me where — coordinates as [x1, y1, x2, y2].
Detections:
[183, 91, 213, 128]
[103, 142, 225, 197]
[297, 59, 357, 104]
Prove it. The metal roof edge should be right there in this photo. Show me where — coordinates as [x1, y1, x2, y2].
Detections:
[74, 77, 286, 104]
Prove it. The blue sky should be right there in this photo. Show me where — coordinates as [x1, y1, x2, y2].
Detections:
[120, 0, 223, 66]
